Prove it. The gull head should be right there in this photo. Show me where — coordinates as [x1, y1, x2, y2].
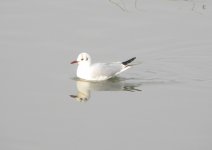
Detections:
[71, 53, 91, 65]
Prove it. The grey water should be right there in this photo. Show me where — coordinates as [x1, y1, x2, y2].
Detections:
[1, 0, 212, 150]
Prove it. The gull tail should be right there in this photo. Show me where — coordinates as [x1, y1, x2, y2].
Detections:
[122, 57, 136, 66]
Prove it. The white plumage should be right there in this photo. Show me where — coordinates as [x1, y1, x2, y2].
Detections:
[71, 53, 136, 81]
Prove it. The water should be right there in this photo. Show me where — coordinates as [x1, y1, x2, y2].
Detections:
[1, 0, 212, 150]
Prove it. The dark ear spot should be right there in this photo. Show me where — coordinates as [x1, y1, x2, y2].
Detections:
[86, 57, 88, 61]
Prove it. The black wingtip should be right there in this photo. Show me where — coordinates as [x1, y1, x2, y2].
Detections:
[122, 57, 136, 65]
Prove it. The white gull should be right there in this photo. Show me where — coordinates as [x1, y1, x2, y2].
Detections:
[71, 53, 136, 81]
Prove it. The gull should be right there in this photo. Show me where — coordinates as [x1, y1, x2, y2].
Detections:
[71, 52, 136, 81]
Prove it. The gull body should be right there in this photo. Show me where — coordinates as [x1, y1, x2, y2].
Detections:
[71, 53, 136, 81]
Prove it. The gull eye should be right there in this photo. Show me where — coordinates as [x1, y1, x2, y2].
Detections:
[81, 58, 84, 61]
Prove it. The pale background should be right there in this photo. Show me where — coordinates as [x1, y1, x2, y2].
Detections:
[0, 0, 212, 150]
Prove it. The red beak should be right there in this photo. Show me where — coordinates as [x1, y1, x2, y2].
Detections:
[70, 60, 78, 64]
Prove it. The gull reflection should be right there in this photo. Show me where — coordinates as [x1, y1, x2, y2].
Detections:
[70, 77, 142, 102]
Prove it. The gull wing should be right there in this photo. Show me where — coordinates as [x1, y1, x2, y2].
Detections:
[90, 62, 124, 79]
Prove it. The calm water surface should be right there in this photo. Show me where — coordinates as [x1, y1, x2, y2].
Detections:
[1, 0, 212, 150]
